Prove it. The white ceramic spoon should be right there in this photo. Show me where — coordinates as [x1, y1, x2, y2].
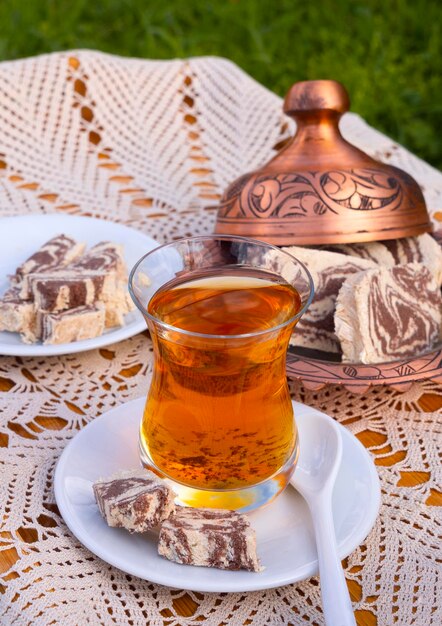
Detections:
[291, 411, 356, 626]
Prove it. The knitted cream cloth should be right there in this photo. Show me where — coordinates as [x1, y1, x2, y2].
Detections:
[0, 51, 441, 626]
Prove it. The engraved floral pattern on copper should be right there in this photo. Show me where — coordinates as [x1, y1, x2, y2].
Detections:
[286, 346, 442, 392]
[218, 167, 409, 221]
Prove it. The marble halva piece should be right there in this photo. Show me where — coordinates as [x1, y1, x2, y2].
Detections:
[158, 507, 263, 572]
[93, 469, 176, 533]
[335, 262, 442, 364]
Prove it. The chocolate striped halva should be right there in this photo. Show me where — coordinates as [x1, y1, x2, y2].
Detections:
[93, 469, 176, 533]
[14, 234, 86, 298]
[281, 246, 377, 354]
[158, 507, 262, 572]
[335, 262, 442, 364]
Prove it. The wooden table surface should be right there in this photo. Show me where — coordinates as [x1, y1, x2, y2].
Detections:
[1, 373, 440, 626]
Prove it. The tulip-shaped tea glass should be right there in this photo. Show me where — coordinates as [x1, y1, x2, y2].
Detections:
[129, 235, 314, 512]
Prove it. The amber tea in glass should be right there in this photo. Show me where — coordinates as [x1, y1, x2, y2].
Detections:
[129, 236, 314, 511]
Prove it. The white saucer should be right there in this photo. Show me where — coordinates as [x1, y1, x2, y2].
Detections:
[54, 398, 380, 592]
[0, 214, 159, 356]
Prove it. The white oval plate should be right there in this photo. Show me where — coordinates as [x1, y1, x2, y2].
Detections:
[54, 398, 380, 592]
[0, 214, 159, 356]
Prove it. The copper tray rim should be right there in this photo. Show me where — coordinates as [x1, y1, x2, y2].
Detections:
[286, 341, 442, 393]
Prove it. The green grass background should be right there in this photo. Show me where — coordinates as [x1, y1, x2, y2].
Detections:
[0, 0, 440, 168]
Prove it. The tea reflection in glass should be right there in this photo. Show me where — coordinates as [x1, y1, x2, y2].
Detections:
[129, 236, 314, 512]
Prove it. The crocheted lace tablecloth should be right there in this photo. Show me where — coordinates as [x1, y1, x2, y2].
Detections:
[0, 51, 441, 626]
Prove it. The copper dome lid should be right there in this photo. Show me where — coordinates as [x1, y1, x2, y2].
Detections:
[215, 80, 431, 245]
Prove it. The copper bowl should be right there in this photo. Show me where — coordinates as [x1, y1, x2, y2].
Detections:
[215, 80, 432, 245]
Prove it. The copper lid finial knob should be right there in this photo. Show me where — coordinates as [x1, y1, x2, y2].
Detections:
[215, 80, 431, 245]
[284, 79, 350, 116]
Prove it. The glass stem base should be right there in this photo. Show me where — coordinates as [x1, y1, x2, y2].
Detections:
[139, 437, 299, 513]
